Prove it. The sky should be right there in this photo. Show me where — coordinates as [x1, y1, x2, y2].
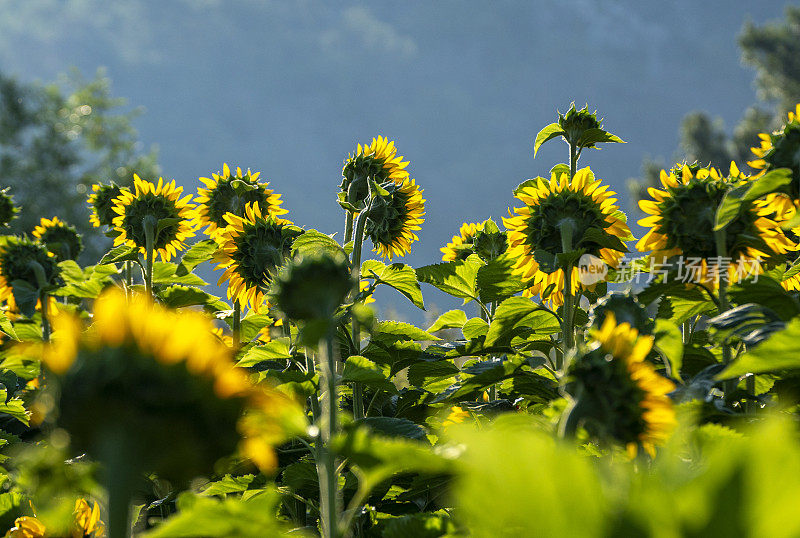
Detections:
[0, 0, 793, 321]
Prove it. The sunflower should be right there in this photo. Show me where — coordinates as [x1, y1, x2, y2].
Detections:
[364, 178, 425, 260]
[36, 287, 297, 480]
[213, 202, 300, 313]
[341, 136, 410, 205]
[0, 237, 61, 309]
[72, 499, 106, 537]
[111, 175, 196, 262]
[749, 103, 800, 211]
[441, 222, 484, 262]
[32, 216, 83, 261]
[193, 163, 288, 240]
[637, 163, 792, 286]
[503, 167, 631, 305]
[568, 313, 676, 457]
[86, 183, 124, 229]
[4, 516, 46, 538]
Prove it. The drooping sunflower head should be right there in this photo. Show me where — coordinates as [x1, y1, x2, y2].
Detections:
[0, 188, 19, 229]
[271, 250, 354, 322]
[34, 288, 296, 480]
[503, 167, 632, 305]
[637, 163, 793, 285]
[193, 163, 288, 240]
[213, 202, 301, 313]
[364, 178, 425, 260]
[749, 103, 800, 198]
[32, 216, 83, 261]
[341, 136, 410, 206]
[111, 175, 196, 262]
[0, 237, 61, 308]
[441, 222, 484, 262]
[590, 292, 654, 336]
[567, 313, 676, 457]
[87, 183, 124, 228]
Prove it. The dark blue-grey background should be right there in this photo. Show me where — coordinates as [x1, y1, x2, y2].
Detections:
[1, 0, 791, 320]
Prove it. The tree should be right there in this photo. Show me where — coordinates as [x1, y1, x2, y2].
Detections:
[629, 6, 800, 203]
[0, 68, 159, 260]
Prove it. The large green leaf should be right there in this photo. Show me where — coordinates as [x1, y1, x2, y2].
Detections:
[151, 262, 207, 286]
[476, 254, 526, 304]
[654, 319, 684, 381]
[341, 355, 397, 393]
[717, 318, 800, 379]
[99, 244, 140, 265]
[158, 285, 226, 311]
[484, 297, 560, 346]
[415, 258, 481, 302]
[355, 417, 427, 440]
[10, 280, 38, 318]
[236, 338, 291, 367]
[363, 260, 425, 310]
[373, 321, 439, 342]
[426, 309, 468, 333]
[177, 239, 218, 275]
[533, 123, 565, 157]
[0, 390, 28, 426]
[728, 276, 800, 321]
[291, 229, 346, 258]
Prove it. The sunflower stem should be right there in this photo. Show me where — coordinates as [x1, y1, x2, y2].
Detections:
[714, 228, 736, 404]
[143, 215, 157, 298]
[350, 210, 369, 421]
[343, 211, 354, 245]
[125, 260, 133, 299]
[232, 300, 241, 349]
[559, 218, 576, 367]
[39, 292, 50, 343]
[318, 328, 341, 538]
[28, 261, 50, 343]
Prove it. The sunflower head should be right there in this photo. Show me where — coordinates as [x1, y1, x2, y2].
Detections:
[213, 202, 301, 313]
[193, 163, 288, 240]
[0, 188, 19, 229]
[441, 219, 508, 263]
[34, 288, 293, 481]
[272, 250, 353, 322]
[72, 499, 105, 538]
[87, 183, 124, 228]
[364, 178, 425, 260]
[341, 136, 409, 207]
[503, 167, 631, 305]
[590, 292, 654, 335]
[566, 313, 676, 457]
[111, 175, 196, 262]
[637, 163, 793, 285]
[749, 103, 800, 198]
[32, 216, 83, 261]
[0, 237, 61, 312]
[4, 516, 46, 538]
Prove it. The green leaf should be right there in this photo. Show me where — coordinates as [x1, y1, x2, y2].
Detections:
[654, 319, 684, 381]
[461, 318, 489, 340]
[10, 280, 38, 318]
[374, 321, 439, 342]
[99, 244, 140, 265]
[476, 254, 527, 303]
[202, 474, 262, 496]
[416, 257, 481, 302]
[533, 123, 565, 157]
[291, 229, 346, 258]
[158, 285, 226, 310]
[579, 227, 628, 252]
[0, 390, 28, 426]
[717, 317, 800, 379]
[380, 513, 456, 538]
[156, 217, 182, 235]
[341, 355, 397, 393]
[484, 297, 560, 346]
[356, 417, 427, 440]
[426, 310, 468, 333]
[576, 127, 625, 148]
[715, 168, 792, 231]
[728, 276, 800, 321]
[177, 239, 218, 276]
[550, 163, 570, 178]
[151, 262, 207, 286]
[236, 338, 291, 367]
[362, 260, 425, 310]
[0, 312, 18, 341]
[407, 360, 460, 388]
[514, 178, 540, 196]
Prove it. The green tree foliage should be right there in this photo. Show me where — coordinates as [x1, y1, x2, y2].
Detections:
[629, 6, 800, 203]
[0, 68, 158, 260]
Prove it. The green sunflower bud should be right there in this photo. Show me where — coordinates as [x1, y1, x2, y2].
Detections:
[0, 189, 18, 229]
[272, 251, 354, 321]
[472, 219, 508, 262]
[557, 103, 624, 150]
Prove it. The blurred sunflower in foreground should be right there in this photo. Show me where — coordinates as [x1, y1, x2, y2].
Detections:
[193, 163, 288, 240]
[32, 216, 83, 262]
[4, 498, 105, 538]
[503, 167, 631, 305]
[213, 202, 301, 313]
[566, 313, 676, 457]
[111, 175, 196, 262]
[637, 163, 792, 286]
[364, 178, 425, 260]
[86, 183, 124, 229]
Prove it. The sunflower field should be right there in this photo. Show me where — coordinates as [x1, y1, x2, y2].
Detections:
[1, 102, 800, 537]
